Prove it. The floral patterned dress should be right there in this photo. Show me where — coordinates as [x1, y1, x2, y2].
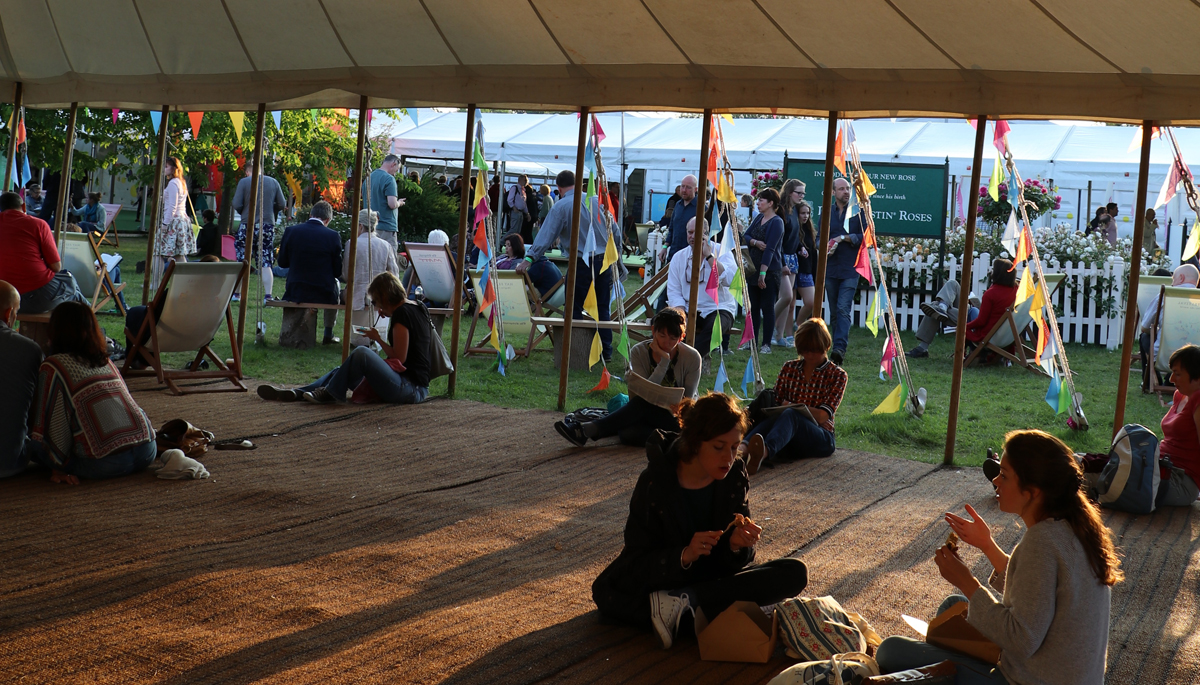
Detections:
[155, 177, 196, 257]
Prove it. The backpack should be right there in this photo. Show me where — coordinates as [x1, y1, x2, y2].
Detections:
[1096, 424, 1161, 514]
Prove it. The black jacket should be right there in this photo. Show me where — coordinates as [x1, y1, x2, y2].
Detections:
[592, 430, 754, 625]
[796, 216, 817, 277]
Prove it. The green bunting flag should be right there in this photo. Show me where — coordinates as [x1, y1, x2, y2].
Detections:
[617, 326, 630, 360]
[473, 139, 487, 172]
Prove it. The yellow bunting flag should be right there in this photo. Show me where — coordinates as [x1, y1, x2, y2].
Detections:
[717, 173, 737, 203]
[861, 170, 877, 196]
[873, 383, 906, 414]
[988, 153, 1003, 201]
[583, 281, 599, 320]
[474, 170, 488, 209]
[588, 331, 602, 368]
[1013, 226, 1032, 264]
[284, 172, 302, 201]
[1014, 270, 1035, 306]
[720, 113, 734, 124]
[229, 111, 245, 140]
[1035, 316, 1047, 358]
[602, 230, 619, 272]
[1184, 222, 1200, 261]
[866, 289, 881, 337]
[489, 318, 501, 351]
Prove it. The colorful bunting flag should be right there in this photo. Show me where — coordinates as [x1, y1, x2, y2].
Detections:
[617, 326, 630, 360]
[1014, 269, 1035, 306]
[714, 359, 728, 394]
[473, 139, 487, 172]
[1013, 225, 1032, 265]
[854, 238, 873, 284]
[497, 350, 506, 376]
[111, 108, 119, 124]
[150, 110, 162, 134]
[861, 170, 877, 196]
[717, 172, 737, 203]
[710, 313, 723, 352]
[271, 111, 282, 131]
[741, 356, 755, 396]
[188, 112, 203, 139]
[866, 288, 881, 337]
[589, 366, 612, 392]
[879, 333, 897, 381]
[729, 267, 744, 305]
[506, 343, 516, 361]
[739, 315, 755, 347]
[229, 111, 245, 140]
[833, 126, 846, 175]
[1001, 208, 1020, 255]
[602, 230, 619, 272]
[873, 381, 908, 415]
[1184, 221, 1200, 262]
[583, 281, 599, 320]
[705, 257, 719, 303]
[1045, 371, 1061, 412]
[473, 219, 490, 254]
[1057, 373, 1071, 414]
[988, 153, 1003, 201]
[993, 120, 1011, 155]
[489, 319, 501, 351]
[1127, 125, 1161, 153]
[589, 331, 603, 369]
[284, 172, 302, 202]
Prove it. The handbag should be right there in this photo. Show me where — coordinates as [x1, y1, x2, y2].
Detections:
[421, 302, 454, 379]
[185, 188, 203, 239]
[768, 652, 879, 685]
[156, 419, 214, 459]
[777, 596, 879, 662]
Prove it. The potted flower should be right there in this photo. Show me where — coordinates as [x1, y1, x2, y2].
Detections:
[977, 177, 1061, 227]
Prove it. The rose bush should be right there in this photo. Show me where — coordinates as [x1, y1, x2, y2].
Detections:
[977, 177, 1061, 226]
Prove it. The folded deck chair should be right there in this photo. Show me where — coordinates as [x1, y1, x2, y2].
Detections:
[1148, 285, 1200, 399]
[621, 267, 669, 324]
[965, 273, 1064, 374]
[122, 260, 249, 395]
[97, 203, 122, 247]
[59, 231, 127, 315]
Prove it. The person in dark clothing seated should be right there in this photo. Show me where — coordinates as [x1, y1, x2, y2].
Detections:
[276, 201, 343, 345]
[591, 392, 809, 649]
[906, 258, 1016, 358]
[495, 232, 563, 299]
[194, 209, 221, 260]
[257, 272, 431, 405]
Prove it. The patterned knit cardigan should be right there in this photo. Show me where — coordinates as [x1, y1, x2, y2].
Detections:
[30, 355, 154, 466]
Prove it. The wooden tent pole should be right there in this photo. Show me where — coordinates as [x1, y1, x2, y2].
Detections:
[235, 104, 267, 354]
[3, 82, 21, 191]
[448, 104, 477, 397]
[54, 103, 79, 245]
[1112, 120, 1154, 437]
[686, 110, 713, 345]
[342, 96, 369, 362]
[813, 112, 838, 313]
[142, 105, 169, 304]
[556, 107, 589, 412]
[944, 116, 988, 465]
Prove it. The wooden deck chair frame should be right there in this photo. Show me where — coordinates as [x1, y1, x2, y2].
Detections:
[122, 259, 249, 395]
[621, 267, 669, 324]
[1148, 285, 1200, 400]
[463, 269, 549, 358]
[964, 273, 1065, 374]
[96, 203, 122, 247]
[60, 231, 127, 315]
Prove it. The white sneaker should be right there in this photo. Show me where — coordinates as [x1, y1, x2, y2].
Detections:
[759, 344, 772, 355]
[649, 590, 692, 649]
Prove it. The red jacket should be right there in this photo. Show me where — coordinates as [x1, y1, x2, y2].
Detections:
[966, 283, 1017, 343]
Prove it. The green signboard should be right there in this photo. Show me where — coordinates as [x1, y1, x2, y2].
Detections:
[782, 158, 948, 239]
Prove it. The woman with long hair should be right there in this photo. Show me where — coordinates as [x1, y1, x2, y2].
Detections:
[772, 180, 804, 347]
[592, 392, 808, 649]
[29, 302, 156, 484]
[743, 188, 784, 355]
[257, 272, 431, 405]
[877, 429, 1122, 684]
[150, 157, 196, 292]
[794, 201, 818, 322]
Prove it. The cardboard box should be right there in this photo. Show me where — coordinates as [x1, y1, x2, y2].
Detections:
[926, 601, 1001, 664]
[695, 601, 778, 663]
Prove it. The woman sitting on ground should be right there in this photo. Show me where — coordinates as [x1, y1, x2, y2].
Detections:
[742, 318, 846, 475]
[877, 429, 1121, 684]
[257, 272, 431, 405]
[591, 392, 808, 649]
[29, 301, 156, 484]
[555, 307, 701, 447]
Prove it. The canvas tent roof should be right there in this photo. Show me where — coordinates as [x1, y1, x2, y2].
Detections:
[4, 1, 1200, 122]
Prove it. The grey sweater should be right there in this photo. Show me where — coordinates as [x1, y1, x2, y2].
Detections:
[968, 518, 1111, 685]
[628, 339, 701, 403]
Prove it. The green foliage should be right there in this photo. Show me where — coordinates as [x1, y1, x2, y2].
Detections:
[396, 173, 459, 242]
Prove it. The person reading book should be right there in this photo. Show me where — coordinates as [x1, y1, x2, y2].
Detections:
[876, 429, 1121, 684]
[591, 392, 808, 649]
[741, 318, 847, 474]
[555, 307, 701, 447]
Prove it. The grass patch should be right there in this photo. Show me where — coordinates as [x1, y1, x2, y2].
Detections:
[105, 236, 1167, 468]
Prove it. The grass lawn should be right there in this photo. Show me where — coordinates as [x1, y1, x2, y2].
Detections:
[104, 236, 1168, 468]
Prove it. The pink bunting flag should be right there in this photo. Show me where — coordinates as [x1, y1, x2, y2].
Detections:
[854, 239, 873, 284]
[739, 315, 755, 347]
[993, 120, 1011, 155]
[705, 259, 719, 303]
[111, 108, 119, 124]
[879, 334, 897, 380]
[591, 115, 606, 145]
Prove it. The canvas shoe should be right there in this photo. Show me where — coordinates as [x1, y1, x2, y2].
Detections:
[257, 385, 299, 402]
[759, 344, 772, 355]
[649, 590, 693, 649]
[906, 347, 929, 358]
[920, 300, 951, 324]
[746, 434, 768, 476]
[303, 387, 337, 404]
[830, 349, 845, 365]
[554, 419, 588, 447]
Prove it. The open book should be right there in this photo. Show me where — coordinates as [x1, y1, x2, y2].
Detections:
[760, 403, 816, 422]
[95, 253, 123, 272]
[626, 371, 684, 410]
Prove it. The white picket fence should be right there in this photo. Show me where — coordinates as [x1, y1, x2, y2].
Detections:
[818, 253, 1128, 349]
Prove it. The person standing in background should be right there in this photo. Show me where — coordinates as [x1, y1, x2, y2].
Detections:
[231, 159, 287, 302]
[1103, 202, 1119, 246]
[1144, 207, 1160, 253]
[150, 157, 196, 293]
[507, 174, 531, 242]
[537, 184, 555, 237]
[362, 154, 406, 253]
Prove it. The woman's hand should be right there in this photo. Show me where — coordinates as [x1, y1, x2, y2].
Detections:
[729, 519, 762, 553]
[361, 327, 383, 344]
[800, 247, 809, 258]
[757, 274, 766, 289]
[683, 531, 723, 566]
[945, 504, 993, 551]
[935, 545, 981, 599]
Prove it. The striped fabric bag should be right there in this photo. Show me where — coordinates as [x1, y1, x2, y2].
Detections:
[776, 596, 870, 662]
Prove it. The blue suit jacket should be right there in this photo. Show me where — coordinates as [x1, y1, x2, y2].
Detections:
[277, 219, 343, 304]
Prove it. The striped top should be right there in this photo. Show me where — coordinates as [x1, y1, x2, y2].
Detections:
[31, 355, 154, 466]
[772, 358, 848, 431]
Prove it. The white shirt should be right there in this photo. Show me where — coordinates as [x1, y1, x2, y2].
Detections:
[666, 240, 737, 317]
[343, 232, 400, 309]
[161, 177, 188, 224]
